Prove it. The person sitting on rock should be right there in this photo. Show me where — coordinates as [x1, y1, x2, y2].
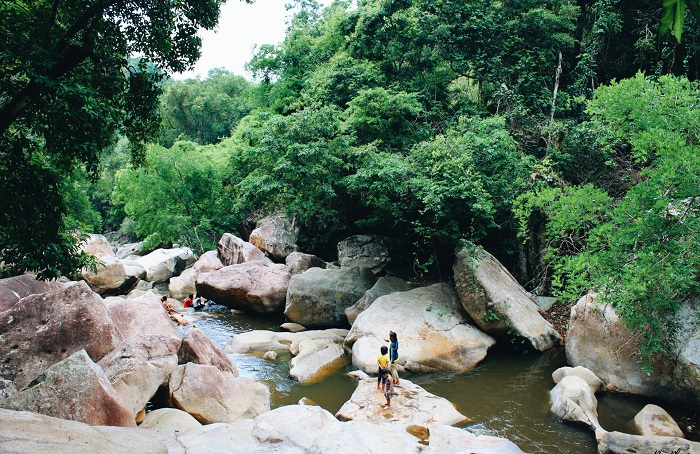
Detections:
[193, 293, 206, 312]
[377, 345, 390, 391]
[183, 294, 193, 308]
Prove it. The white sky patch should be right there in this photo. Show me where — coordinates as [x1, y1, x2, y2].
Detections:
[174, 0, 293, 81]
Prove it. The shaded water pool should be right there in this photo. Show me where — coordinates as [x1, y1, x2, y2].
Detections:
[185, 306, 697, 454]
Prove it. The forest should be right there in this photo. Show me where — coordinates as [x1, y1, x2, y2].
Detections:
[2, 0, 700, 366]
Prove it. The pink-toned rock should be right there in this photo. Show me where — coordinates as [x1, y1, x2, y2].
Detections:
[194, 250, 224, 272]
[249, 215, 300, 261]
[0, 274, 65, 312]
[285, 252, 326, 275]
[80, 233, 115, 257]
[179, 328, 238, 375]
[98, 334, 181, 417]
[168, 363, 270, 424]
[217, 233, 271, 266]
[106, 292, 178, 342]
[81, 254, 137, 295]
[633, 404, 684, 438]
[0, 281, 119, 389]
[0, 350, 135, 427]
[196, 262, 292, 314]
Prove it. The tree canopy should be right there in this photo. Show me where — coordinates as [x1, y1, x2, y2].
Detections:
[0, 0, 224, 278]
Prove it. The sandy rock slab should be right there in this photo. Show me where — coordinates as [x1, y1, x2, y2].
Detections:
[1, 405, 525, 454]
[336, 376, 471, 427]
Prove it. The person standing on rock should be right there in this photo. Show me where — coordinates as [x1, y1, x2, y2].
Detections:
[381, 369, 394, 408]
[377, 346, 390, 391]
[388, 330, 399, 385]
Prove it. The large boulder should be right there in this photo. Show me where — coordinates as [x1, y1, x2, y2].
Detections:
[337, 235, 391, 274]
[346, 283, 495, 373]
[121, 259, 147, 280]
[285, 251, 326, 275]
[285, 267, 377, 328]
[135, 247, 195, 283]
[0, 274, 64, 312]
[345, 276, 413, 325]
[179, 328, 238, 375]
[97, 334, 181, 417]
[217, 233, 271, 266]
[597, 431, 700, 454]
[224, 328, 348, 354]
[0, 281, 120, 389]
[168, 267, 197, 301]
[168, 251, 224, 301]
[139, 408, 202, 429]
[81, 254, 137, 295]
[116, 241, 144, 259]
[289, 338, 348, 385]
[168, 363, 270, 424]
[0, 409, 167, 453]
[567, 293, 700, 407]
[549, 375, 603, 433]
[248, 214, 300, 261]
[0, 405, 525, 454]
[193, 250, 224, 272]
[552, 366, 605, 393]
[105, 292, 178, 341]
[196, 262, 292, 314]
[453, 243, 561, 351]
[80, 233, 115, 257]
[0, 350, 135, 427]
[336, 376, 470, 426]
[633, 404, 684, 438]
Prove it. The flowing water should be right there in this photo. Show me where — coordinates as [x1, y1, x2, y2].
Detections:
[183, 305, 698, 454]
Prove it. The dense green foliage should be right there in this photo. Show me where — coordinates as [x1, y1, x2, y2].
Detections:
[0, 0, 224, 278]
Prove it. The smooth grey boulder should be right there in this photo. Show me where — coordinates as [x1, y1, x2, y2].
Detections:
[97, 334, 181, 417]
[633, 404, 684, 437]
[224, 328, 348, 354]
[597, 431, 700, 454]
[135, 247, 195, 283]
[337, 234, 391, 274]
[0, 281, 119, 389]
[552, 366, 604, 393]
[549, 375, 603, 433]
[285, 251, 326, 275]
[249, 214, 300, 260]
[179, 328, 238, 375]
[217, 233, 271, 266]
[285, 267, 377, 328]
[168, 363, 270, 424]
[1, 350, 135, 427]
[289, 338, 348, 385]
[81, 254, 137, 295]
[567, 293, 700, 407]
[139, 408, 202, 429]
[453, 242, 561, 351]
[116, 242, 144, 259]
[196, 261, 292, 314]
[80, 233, 115, 257]
[0, 274, 64, 312]
[168, 267, 197, 301]
[105, 292, 178, 342]
[346, 283, 495, 373]
[121, 259, 147, 280]
[0, 408, 167, 453]
[336, 377, 470, 426]
[345, 276, 412, 325]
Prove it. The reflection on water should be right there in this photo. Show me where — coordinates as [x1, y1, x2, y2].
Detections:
[187, 305, 698, 454]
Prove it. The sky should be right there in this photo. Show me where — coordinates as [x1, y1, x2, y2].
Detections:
[173, 0, 295, 81]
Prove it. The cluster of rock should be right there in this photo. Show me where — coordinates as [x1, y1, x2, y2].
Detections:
[547, 365, 700, 453]
[0, 280, 269, 428]
[0, 215, 544, 452]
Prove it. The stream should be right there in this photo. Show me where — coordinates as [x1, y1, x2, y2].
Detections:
[180, 304, 697, 454]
